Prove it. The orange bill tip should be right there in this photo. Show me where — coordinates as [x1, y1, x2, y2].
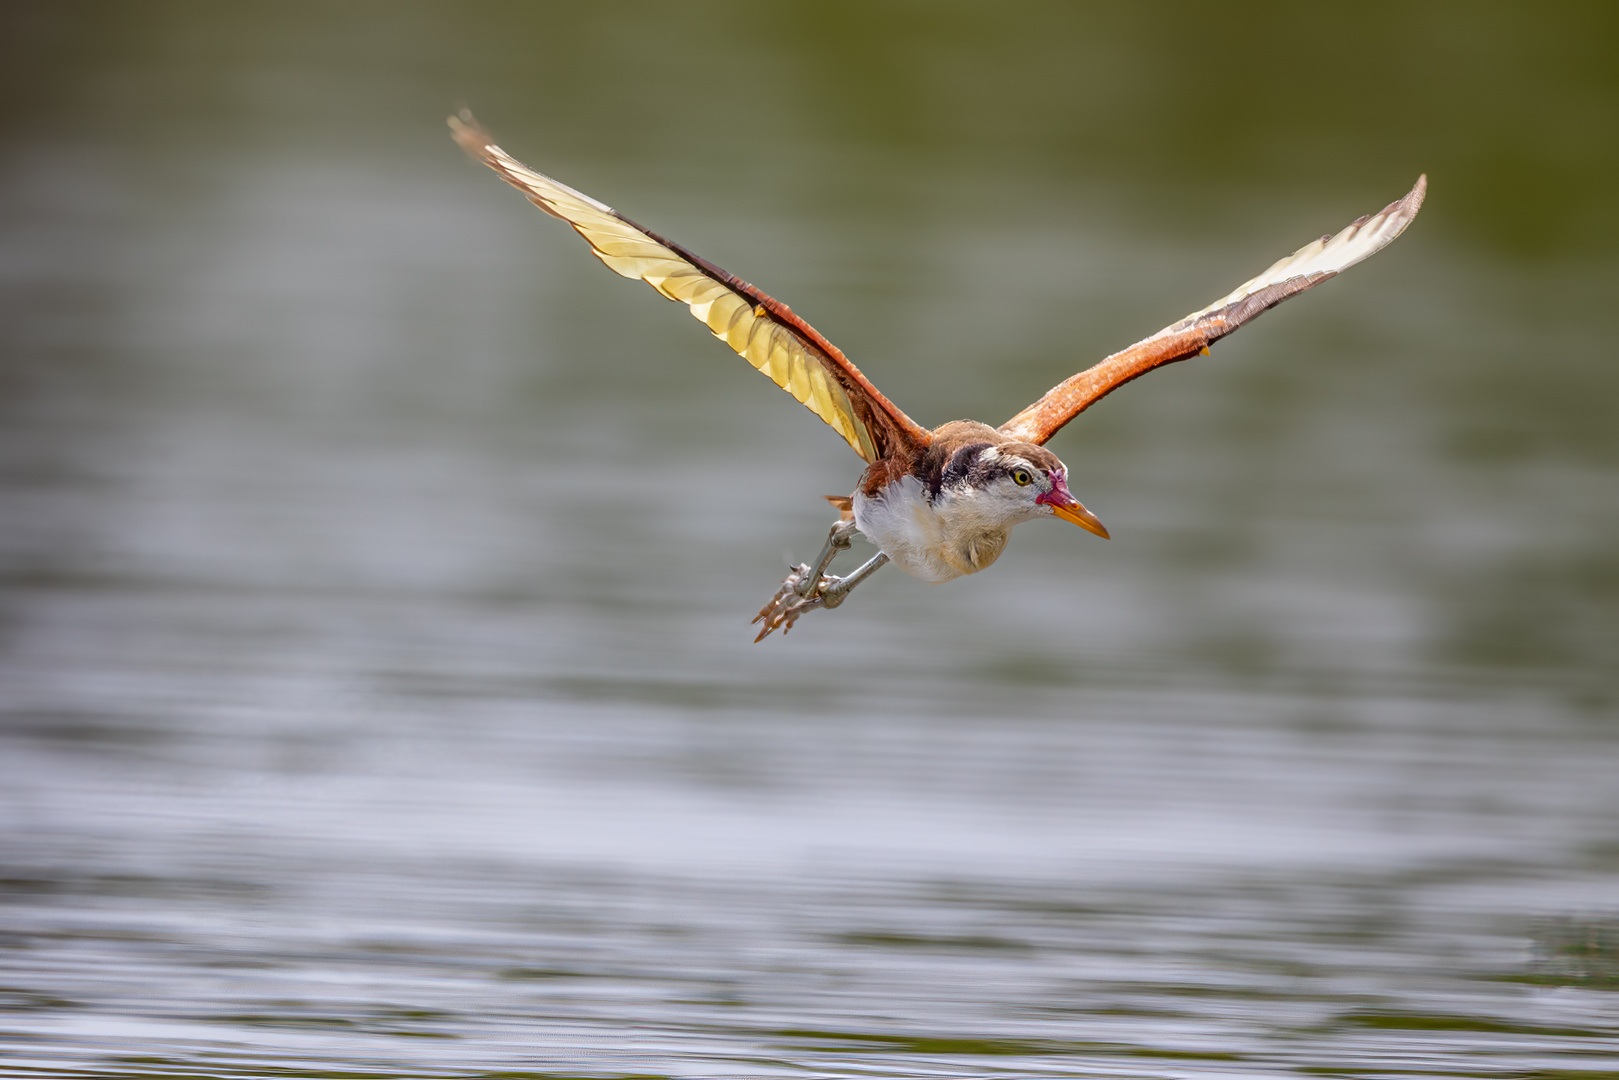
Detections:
[1051, 500, 1110, 539]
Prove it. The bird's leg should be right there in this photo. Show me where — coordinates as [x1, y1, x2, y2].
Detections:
[816, 551, 888, 609]
[753, 519, 879, 641]
[794, 518, 859, 597]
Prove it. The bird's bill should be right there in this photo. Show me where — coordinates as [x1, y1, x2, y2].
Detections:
[1050, 500, 1110, 539]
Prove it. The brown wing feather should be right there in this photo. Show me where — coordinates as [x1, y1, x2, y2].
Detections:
[999, 175, 1427, 446]
[449, 112, 928, 464]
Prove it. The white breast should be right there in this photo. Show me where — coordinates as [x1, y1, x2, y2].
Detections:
[854, 476, 1011, 583]
[854, 476, 955, 582]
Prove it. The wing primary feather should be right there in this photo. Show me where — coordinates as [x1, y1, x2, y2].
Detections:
[999, 175, 1426, 446]
[449, 111, 929, 463]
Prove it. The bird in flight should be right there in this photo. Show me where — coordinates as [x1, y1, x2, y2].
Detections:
[449, 112, 1425, 641]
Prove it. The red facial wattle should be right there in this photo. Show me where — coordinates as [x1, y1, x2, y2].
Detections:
[1036, 470, 1109, 539]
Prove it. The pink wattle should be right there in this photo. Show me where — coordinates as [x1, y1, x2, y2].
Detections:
[1034, 472, 1078, 508]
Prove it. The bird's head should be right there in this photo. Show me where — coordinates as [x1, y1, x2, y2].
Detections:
[940, 442, 1109, 539]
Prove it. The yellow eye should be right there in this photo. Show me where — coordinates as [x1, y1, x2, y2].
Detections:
[1011, 469, 1032, 486]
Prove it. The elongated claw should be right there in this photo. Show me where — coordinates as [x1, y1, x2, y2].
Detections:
[752, 520, 887, 641]
[752, 563, 827, 641]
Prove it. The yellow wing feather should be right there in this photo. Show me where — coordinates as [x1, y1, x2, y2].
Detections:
[450, 112, 925, 463]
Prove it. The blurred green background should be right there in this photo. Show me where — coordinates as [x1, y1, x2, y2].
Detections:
[3, 0, 1615, 689]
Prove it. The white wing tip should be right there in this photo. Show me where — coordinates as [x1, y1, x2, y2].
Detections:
[1160, 173, 1428, 336]
[449, 109, 618, 217]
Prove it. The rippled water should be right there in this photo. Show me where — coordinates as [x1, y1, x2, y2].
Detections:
[2, 3, 1617, 1077]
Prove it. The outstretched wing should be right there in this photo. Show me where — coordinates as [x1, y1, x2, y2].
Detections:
[999, 175, 1427, 446]
[449, 112, 928, 464]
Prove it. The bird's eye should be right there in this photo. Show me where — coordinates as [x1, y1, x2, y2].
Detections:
[1011, 469, 1032, 486]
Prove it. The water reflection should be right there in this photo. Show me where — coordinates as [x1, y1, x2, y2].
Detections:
[2, 2, 1617, 1077]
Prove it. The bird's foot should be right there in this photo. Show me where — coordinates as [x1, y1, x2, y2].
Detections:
[752, 563, 830, 641]
[752, 518, 864, 641]
[752, 553, 890, 642]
